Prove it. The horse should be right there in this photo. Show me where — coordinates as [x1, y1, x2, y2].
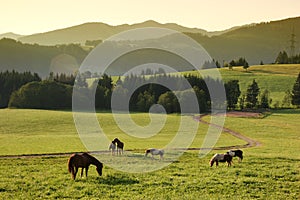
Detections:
[227, 149, 243, 162]
[112, 138, 124, 155]
[210, 153, 233, 167]
[68, 153, 103, 180]
[108, 142, 116, 155]
[145, 148, 164, 159]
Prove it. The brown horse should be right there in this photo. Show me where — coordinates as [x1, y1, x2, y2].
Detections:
[68, 153, 103, 180]
[113, 138, 124, 155]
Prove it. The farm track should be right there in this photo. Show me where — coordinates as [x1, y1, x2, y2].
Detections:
[0, 113, 261, 159]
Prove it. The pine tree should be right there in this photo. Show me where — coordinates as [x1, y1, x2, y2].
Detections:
[292, 73, 300, 107]
[245, 79, 260, 109]
[260, 89, 271, 109]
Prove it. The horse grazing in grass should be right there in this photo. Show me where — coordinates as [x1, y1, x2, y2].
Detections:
[145, 148, 164, 159]
[68, 153, 103, 180]
[227, 149, 243, 162]
[108, 142, 116, 155]
[210, 153, 233, 167]
[113, 138, 124, 155]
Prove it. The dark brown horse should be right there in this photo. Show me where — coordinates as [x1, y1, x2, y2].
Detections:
[68, 153, 103, 180]
[227, 149, 243, 162]
[113, 138, 124, 155]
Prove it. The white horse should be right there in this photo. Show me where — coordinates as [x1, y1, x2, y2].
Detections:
[108, 142, 116, 155]
[145, 148, 164, 159]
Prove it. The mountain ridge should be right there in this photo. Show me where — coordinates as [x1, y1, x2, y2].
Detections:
[17, 20, 242, 45]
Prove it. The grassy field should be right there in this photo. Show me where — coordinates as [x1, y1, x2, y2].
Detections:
[0, 109, 299, 199]
[184, 64, 300, 106]
[0, 109, 245, 155]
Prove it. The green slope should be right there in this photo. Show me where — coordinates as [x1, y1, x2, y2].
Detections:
[184, 64, 300, 105]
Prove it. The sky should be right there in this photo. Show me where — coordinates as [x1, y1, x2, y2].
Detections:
[1, 0, 300, 35]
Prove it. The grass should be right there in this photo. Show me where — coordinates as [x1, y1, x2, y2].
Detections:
[0, 109, 299, 199]
[0, 109, 245, 155]
[0, 152, 298, 199]
[183, 64, 300, 105]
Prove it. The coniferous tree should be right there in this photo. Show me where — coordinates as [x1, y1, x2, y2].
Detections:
[259, 89, 271, 109]
[281, 89, 292, 108]
[245, 79, 260, 109]
[225, 80, 241, 110]
[292, 73, 300, 107]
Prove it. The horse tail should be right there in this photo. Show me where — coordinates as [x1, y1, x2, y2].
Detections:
[68, 155, 75, 174]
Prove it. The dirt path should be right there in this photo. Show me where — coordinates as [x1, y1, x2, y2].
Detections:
[0, 112, 261, 159]
[194, 113, 261, 150]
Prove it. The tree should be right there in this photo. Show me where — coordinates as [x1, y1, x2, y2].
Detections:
[281, 89, 292, 108]
[275, 51, 289, 64]
[259, 89, 271, 109]
[8, 81, 72, 109]
[136, 91, 155, 112]
[157, 91, 179, 113]
[243, 61, 249, 71]
[292, 73, 300, 107]
[245, 79, 260, 109]
[239, 94, 246, 110]
[193, 86, 208, 112]
[225, 80, 241, 110]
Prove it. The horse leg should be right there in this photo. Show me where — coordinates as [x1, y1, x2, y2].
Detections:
[81, 168, 84, 178]
[86, 166, 89, 178]
[71, 167, 75, 180]
[74, 167, 78, 180]
[216, 161, 218, 167]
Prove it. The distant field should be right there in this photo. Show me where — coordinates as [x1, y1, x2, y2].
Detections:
[0, 109, 245, 156]
[184, 64, 300, 106]
[0, 109, 299, 199]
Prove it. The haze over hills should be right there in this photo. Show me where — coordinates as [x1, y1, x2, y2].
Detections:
[17, 20, 241, 45]
[0, 17, 299, 77]
[0, 32, 23, 40]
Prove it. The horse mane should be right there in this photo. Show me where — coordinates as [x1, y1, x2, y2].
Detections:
[83, 153, 103, 167]
[210, 153, 219, 162]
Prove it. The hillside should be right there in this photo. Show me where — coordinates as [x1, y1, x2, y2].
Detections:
[1, 17, 300, 76]
[0, 38, 88, 77]
[186, 17, 300, 64]
[18, 20, 208, 45]
[0, 32, 23, 40]
[184, 64, 300, 105]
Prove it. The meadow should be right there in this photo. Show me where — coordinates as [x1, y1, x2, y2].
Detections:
[0, 109, 299, 199]
[184, 64, 300, 105]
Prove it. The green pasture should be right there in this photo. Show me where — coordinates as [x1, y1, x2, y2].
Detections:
[0, 109, 245, 156]
[184, 64, 300, 106]
[0, 109, 299, 199]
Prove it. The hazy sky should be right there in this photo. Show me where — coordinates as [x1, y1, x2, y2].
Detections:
[1, 0, 300, 35]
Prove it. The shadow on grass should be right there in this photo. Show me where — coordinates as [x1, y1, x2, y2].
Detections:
[96, 174, 139, 185]
[271, 109, 300, 115]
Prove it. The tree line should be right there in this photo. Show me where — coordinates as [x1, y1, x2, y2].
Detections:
[275, 51, 300, 64]
[2, 70, 300, 111]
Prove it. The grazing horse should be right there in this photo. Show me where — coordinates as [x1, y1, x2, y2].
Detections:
[108, 142, 116, 155]
[227, 149, 243, 161]
[68, 153, 103, 180]
[145, 148, 164, 159]
[210, 153, 233, 167]
[113, 138, 124, 155]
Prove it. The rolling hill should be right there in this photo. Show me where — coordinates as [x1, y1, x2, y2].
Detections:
[0, 17, 300, 76]
[0, 32, 23, 40]
[18, 20, 242, 46]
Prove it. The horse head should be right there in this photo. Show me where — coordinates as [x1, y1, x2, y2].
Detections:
[210, 160, 215, 167]
[96, 163, 103, 176]
[145, 149, 150, 157]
